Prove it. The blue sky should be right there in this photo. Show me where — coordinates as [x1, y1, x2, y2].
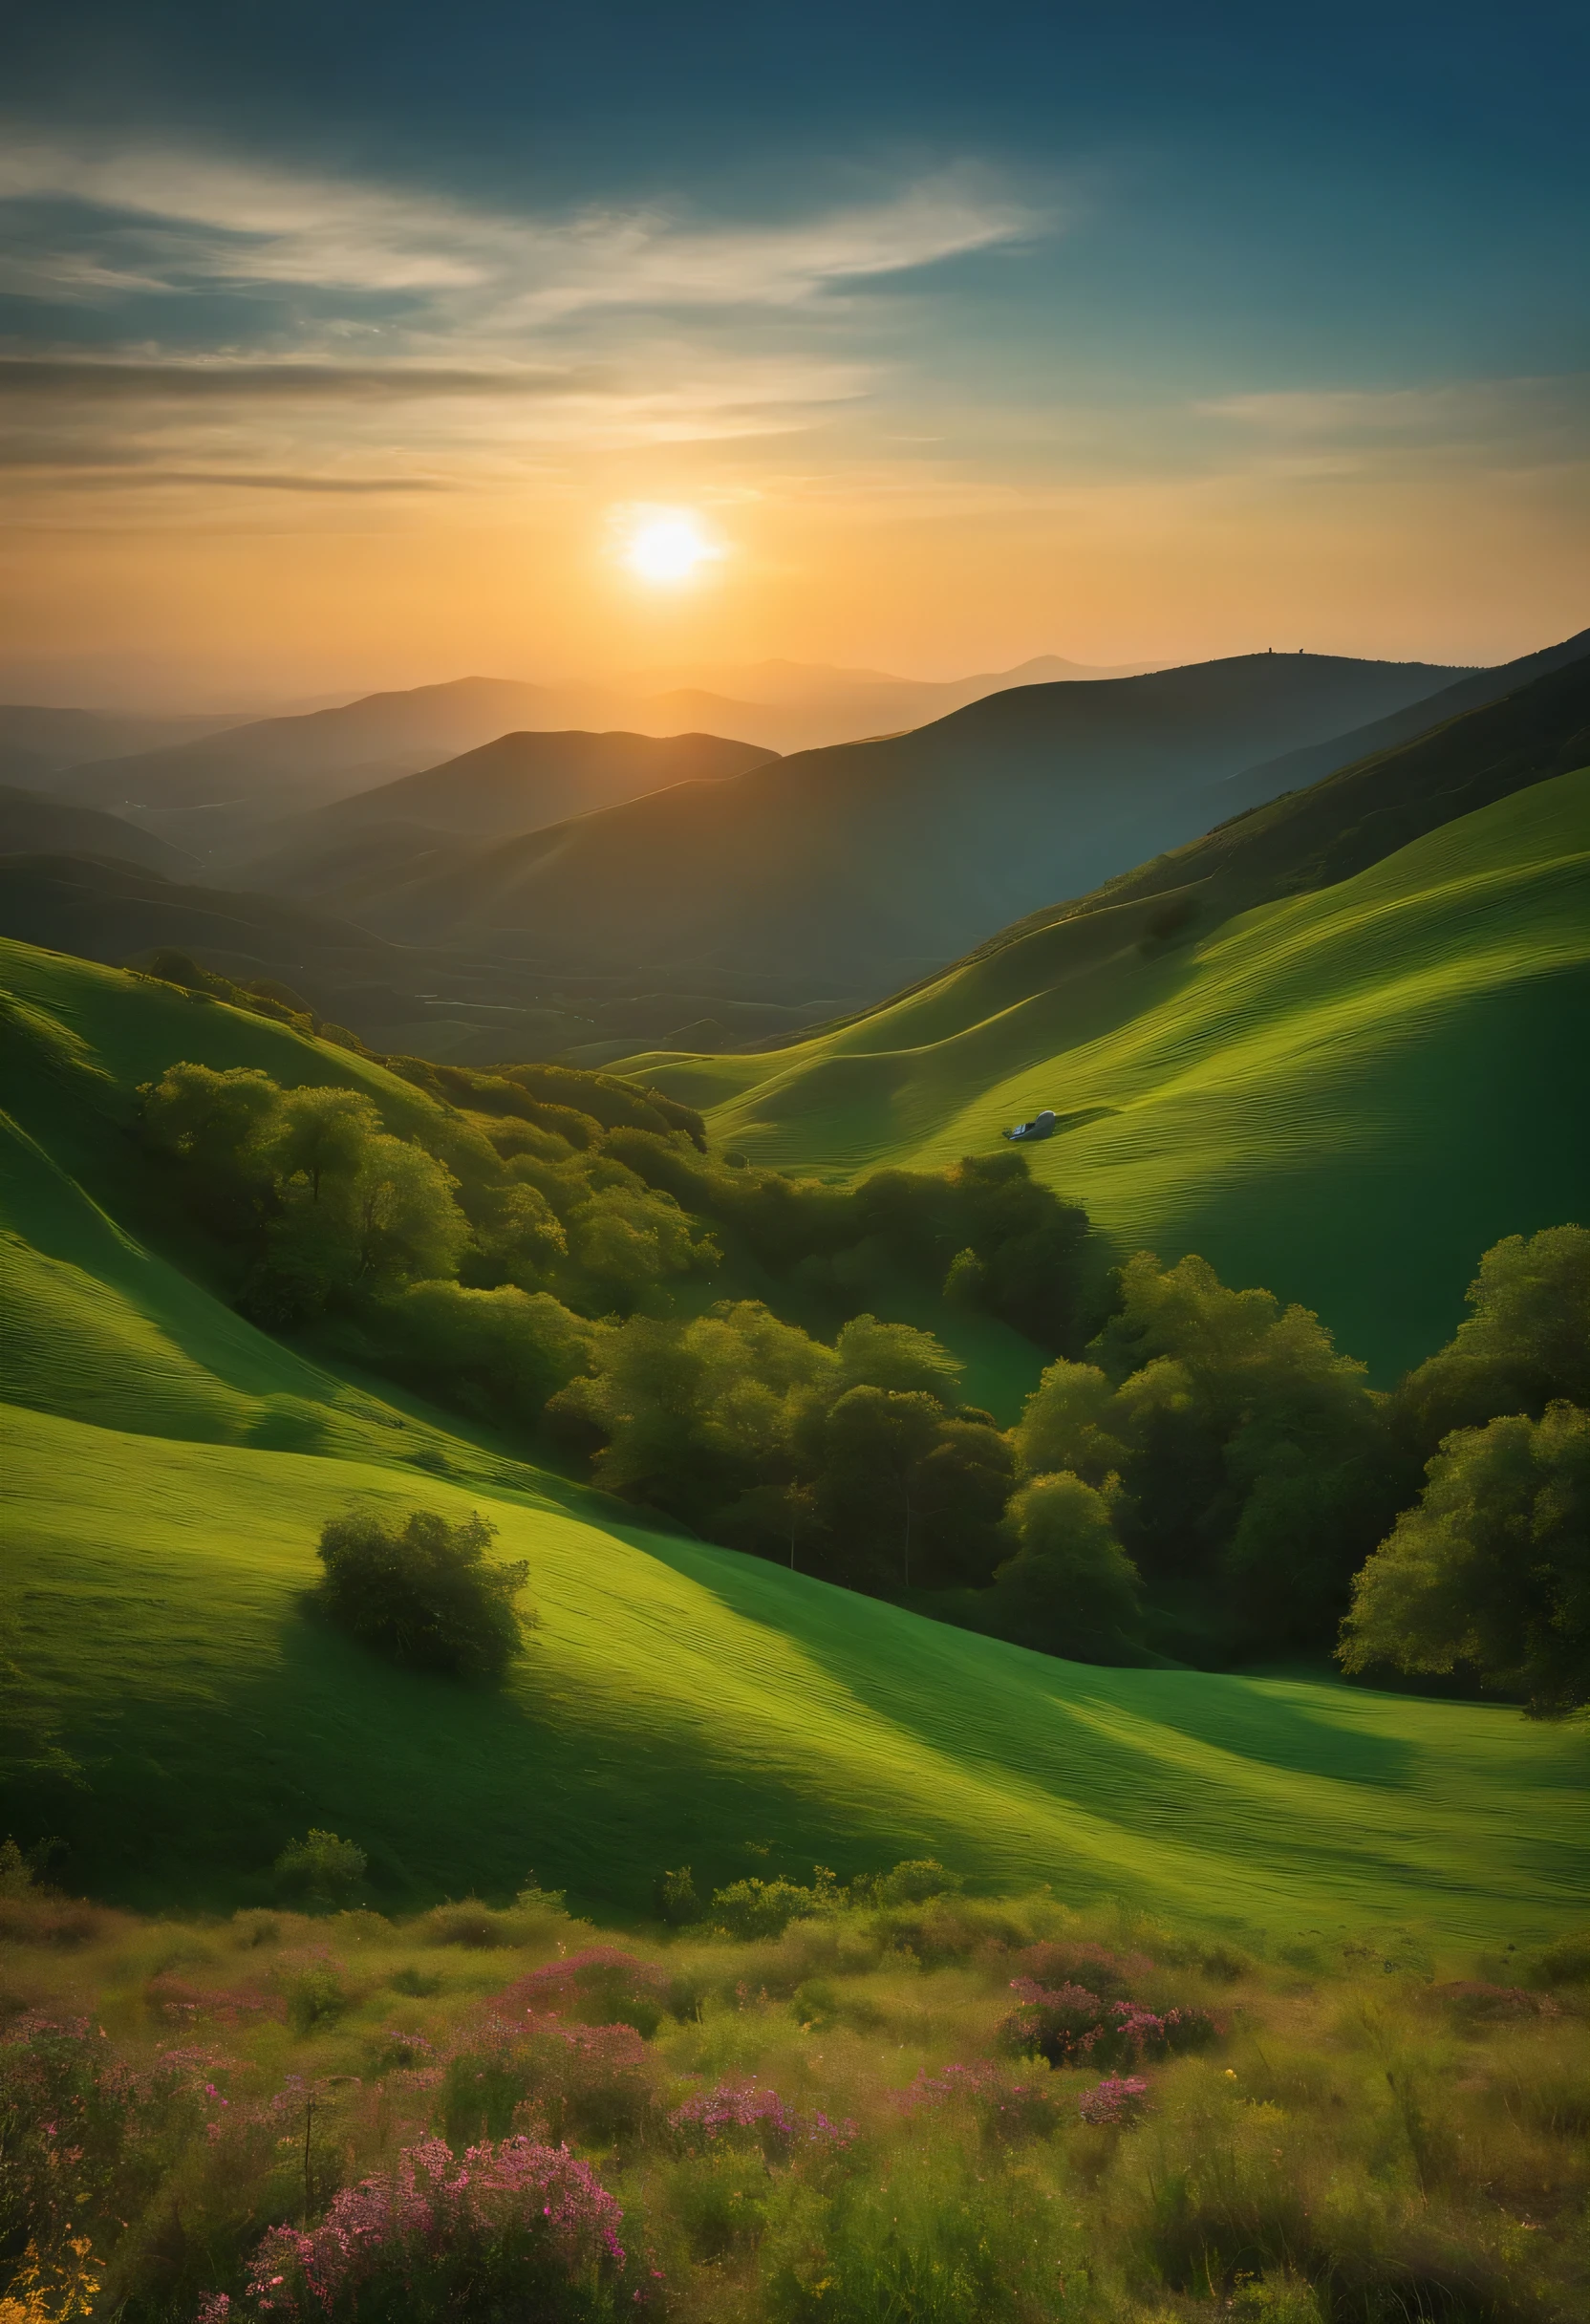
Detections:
[3, 1, 1585, 699]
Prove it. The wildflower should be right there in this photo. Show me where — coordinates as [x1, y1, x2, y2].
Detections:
[1078, 2075, 1150, 2126]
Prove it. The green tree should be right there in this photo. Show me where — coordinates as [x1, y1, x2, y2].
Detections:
[267, 1084, 383, 1204]
[991, 1472, 1143, 1660]
[1083, 1253, 1401, 1646]
[313, 1506, 531, 1680]
[1392, 1225, 1590, 1456]
[1015, 1360, 1132, 1486]
[382, 1280, 599, 1428]
[139, 1060, 280, 1223]
[813, 1387, 945, 1589]
[834, 1313, 965, 1402]
[1339, 1401, 1590, 1718]
[913, 1418, 1020, 1587]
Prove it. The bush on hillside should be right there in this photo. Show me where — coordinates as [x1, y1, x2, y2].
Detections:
[273, 1829, 367, 1907]
[312, 1507, 532, 1681]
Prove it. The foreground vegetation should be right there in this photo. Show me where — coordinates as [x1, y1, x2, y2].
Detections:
[3, 1854, 1587, 2324]
[131, 1026, 1590, 1699]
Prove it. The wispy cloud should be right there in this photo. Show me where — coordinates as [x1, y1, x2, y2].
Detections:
[0, 143, 1041, 497]
[0, 142, 1040, 317]
[1196, 377, 1590, 469]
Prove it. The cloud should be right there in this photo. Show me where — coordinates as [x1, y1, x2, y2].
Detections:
[0, 358, 593, 402]
[0, 141, 1041, 318]
[1197, 377, 1589, 458]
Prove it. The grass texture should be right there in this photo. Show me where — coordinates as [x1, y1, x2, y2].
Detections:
[628, 768, 1590, 1380]
[1, 930, 1585, 1941]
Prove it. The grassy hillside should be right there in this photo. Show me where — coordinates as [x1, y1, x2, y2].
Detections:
[629, 767, 1590, 1380]
[2, 936, 1583, 1938]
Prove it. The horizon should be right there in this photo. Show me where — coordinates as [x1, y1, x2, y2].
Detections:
[5, 2, 1587, 706]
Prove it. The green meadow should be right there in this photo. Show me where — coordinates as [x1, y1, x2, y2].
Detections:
[627, 766, 1590, 1379]
[2, 921, 1585, 1942]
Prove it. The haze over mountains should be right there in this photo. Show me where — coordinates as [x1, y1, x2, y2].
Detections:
[25, 650, 1160, 843]
[4, 631, 1585, 1065]
[300, 652, 1471, 991]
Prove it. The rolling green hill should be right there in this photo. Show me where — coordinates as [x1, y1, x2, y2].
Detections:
[626, 765, 1590, 1382]
[3, 936, 1584, 1939]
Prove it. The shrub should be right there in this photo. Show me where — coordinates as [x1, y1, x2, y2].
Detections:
[997, 1978, 1218, 2069]
[670, 2081, 854, 2163]
[210, 2133, 630, 2322]
[312, 1506, 531, 1681]
[1077, 2072, 1150, 2125]
[711, 1872, 843, 1941]
[654, 1866, 700, 1926]
[276, 1958, 352, 2036]
[440, 2018, 658, 2149]
[874, 1859, 962, 1907]
[272, 1832, 366, 1909]
[494, 1947, 670, 2037]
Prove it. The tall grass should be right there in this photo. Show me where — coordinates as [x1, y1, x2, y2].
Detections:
[2, 1880, 1585, 2323]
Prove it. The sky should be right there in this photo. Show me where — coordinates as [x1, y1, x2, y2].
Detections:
[3, 0, 1586, 705]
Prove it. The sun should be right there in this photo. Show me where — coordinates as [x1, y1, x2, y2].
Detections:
[614, 506, 725, 587]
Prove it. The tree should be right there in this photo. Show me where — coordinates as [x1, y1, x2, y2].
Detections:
[813, 1387, 944, 1588]
[913, 1418, 1020, 1587]
[1392, 1225, 1590, 1455]
[381, 1281, 599, 1429]
[312, 1506, 532, 1680]
[139, 1061, 280, 1224]
[1339, 1401, 1590, 1718]
[552, 1301, 835, 1529]
[348, 1134, 471, 1283]
[1014, 1360, 1131, 1487]
[267, 1084, 382, 1205]
[946, 1151, 1091, 1351]
[834, 1313, 964, 1402]
[1081, 1252, 1401, 1643]
[990, 1472, 1143, 1660]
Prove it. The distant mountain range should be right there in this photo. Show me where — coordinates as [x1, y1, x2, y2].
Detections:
[300, 652, 1472, 991]
[25, 651, 1167, 857]
[0, 704, 247, 790]
[11, 633, 1588, 1067]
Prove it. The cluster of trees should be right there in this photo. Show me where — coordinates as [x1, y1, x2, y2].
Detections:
[1340, 1227, 1590, 1717]
[549, 1305, 1016, 1590]
[1003, 1230, 1588, 1710]
[135, 1048, 1588, 1711]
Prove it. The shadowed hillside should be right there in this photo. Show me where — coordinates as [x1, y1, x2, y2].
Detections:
[231, 727, 778, 898]
[0, 784, 200, 875]
[327, 654, 1468, 991]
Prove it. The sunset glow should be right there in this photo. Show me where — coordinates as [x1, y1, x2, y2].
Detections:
[619, 511, 725, 587]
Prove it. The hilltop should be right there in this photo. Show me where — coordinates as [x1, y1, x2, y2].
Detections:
[228, 727, 777, 899]
[323, 653, 1469, 992]
[2, 934, 1582, 1933]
